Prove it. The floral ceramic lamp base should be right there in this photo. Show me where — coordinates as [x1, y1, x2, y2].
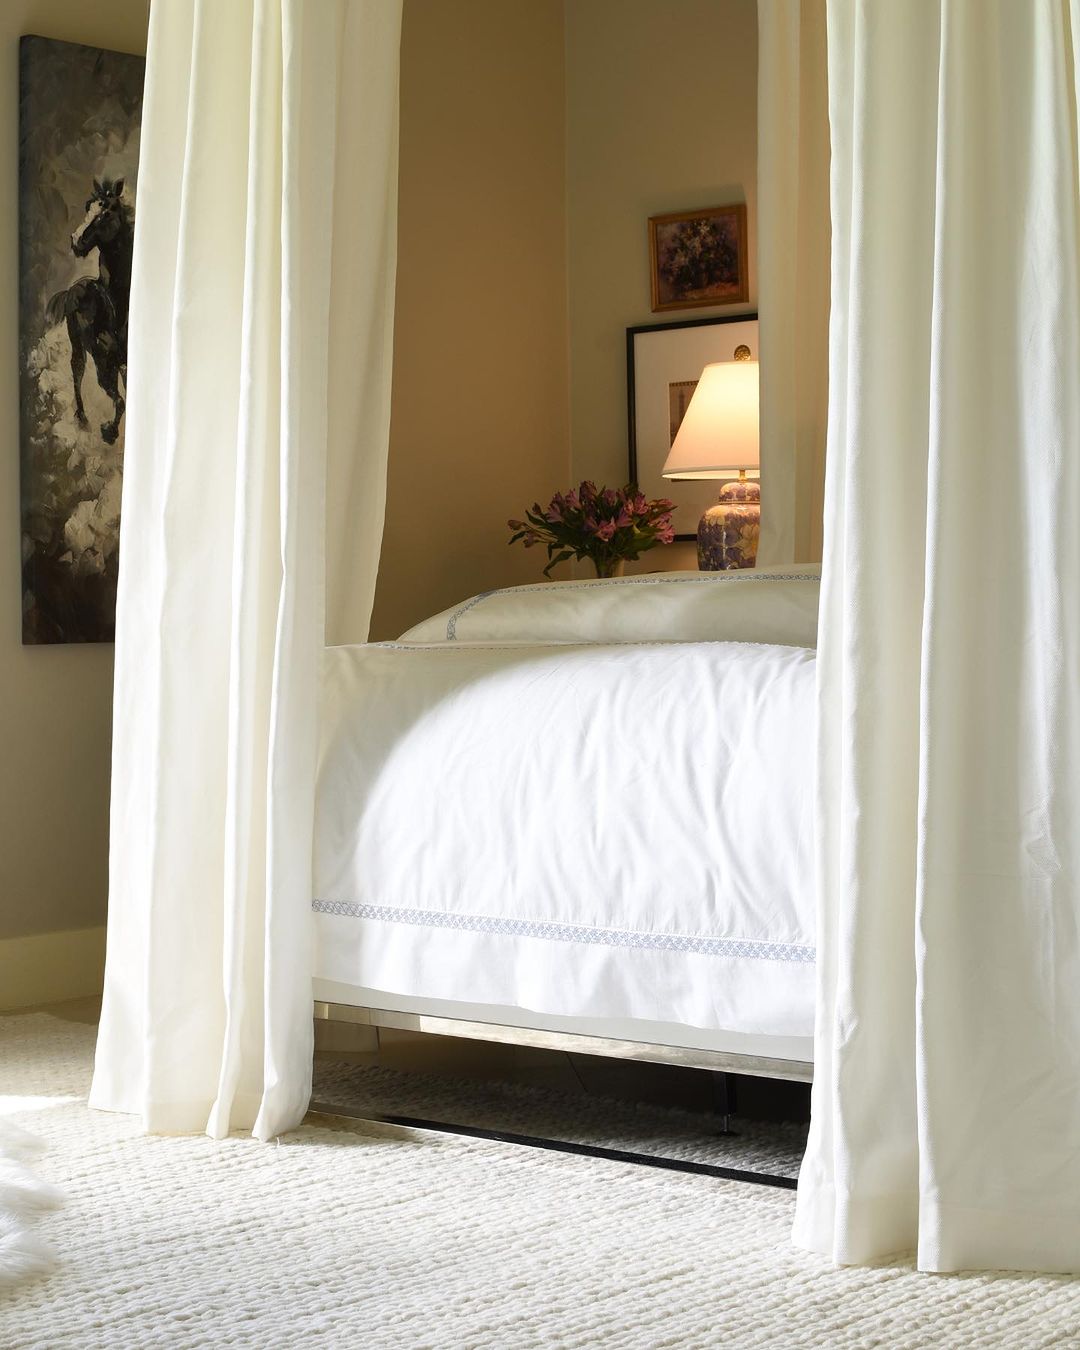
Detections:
[697, 479, 760, 570]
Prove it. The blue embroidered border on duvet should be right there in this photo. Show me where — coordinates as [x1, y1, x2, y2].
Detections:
[312, 898, 815, 963]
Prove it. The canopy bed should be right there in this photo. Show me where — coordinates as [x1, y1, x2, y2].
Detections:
[87, 0, 1080, 1282]
[311, 566, 820, 1096]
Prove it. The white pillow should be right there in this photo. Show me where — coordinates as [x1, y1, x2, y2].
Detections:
[398, 564, 821, 648]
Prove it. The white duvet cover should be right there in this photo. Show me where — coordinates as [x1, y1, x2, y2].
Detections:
[314, 630, 817, 1039]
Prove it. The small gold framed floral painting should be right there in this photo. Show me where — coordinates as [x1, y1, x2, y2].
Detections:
[648, 204, 749, 312]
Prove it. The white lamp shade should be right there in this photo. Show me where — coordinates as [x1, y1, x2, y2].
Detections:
[661, 359, 760, 480]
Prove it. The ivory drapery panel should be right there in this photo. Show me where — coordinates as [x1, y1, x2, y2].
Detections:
[755, 0, 830, 566]
[796, 0, 1080, 1272]
[90, 0, 401, 1141]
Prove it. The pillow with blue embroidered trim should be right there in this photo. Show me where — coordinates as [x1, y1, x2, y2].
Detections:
[398, 564, 820, 648]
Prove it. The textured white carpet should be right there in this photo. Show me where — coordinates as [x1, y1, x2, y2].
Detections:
[3, 1013, 1080, 1349]
[312, 1057, 809, 1178]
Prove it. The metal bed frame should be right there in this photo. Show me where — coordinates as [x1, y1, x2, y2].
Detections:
[311, 1001, 813, 1190]
[314, 1001, 813, 1081]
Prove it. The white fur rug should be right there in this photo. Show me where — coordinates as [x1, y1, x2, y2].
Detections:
[0, 1116, 62, 1290]
[3, 1011, 1080, 1348]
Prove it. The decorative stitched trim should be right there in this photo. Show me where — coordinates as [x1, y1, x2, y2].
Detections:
[312, 898, 815, 964]
[442, 573, 821, 641]
[366, 638, 806, 654]
[446, 591, 496, 640]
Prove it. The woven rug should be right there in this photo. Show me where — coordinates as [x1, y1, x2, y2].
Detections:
[3, 1013, 1080, 1349]
[313, 1056, 809, 1179]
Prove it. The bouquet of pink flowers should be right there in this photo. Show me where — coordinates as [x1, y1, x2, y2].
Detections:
[509, 481, 676, 578]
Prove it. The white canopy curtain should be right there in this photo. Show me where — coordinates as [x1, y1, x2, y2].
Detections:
[755, 0, 830, 567]
[90, 0, 401, 1142]
[796, 0, 1080, 1272]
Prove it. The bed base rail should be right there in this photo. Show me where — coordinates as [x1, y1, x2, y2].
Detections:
[313, 1000, 813, 1083]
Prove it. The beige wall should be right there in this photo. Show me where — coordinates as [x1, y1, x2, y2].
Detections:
[3, 0, 569, 946]
[375, 0, 760, 621]
[2, 0, 759, 952]
[369, 0, 571, 641]
[0, 2, 147, 944]
[565, 0, 758, 573]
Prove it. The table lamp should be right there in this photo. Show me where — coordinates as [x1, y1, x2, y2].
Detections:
[661, 345, 760, 570]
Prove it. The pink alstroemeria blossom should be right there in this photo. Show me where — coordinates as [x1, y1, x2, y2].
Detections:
[509, 480, 676, 577]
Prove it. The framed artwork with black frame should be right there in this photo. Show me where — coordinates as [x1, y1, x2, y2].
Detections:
[627, 313, 759, 542]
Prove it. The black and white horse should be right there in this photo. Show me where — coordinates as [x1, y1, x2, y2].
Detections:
[45, 177, 133, 445]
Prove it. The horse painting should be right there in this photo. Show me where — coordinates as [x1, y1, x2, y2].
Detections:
[18, 34, 144, 644]
[46, 177, 133, 446]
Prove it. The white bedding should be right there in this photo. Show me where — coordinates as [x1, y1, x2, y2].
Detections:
[400, 564, 821, 647]
[313, 630, 817, 1040]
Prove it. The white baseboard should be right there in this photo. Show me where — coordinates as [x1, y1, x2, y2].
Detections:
[0, 925, 107, 1011]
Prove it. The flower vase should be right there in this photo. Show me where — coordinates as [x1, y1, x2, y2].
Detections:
[592, 559, 626, 579]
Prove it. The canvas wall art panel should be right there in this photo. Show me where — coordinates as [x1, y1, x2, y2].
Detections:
[19, 35, 145, 644]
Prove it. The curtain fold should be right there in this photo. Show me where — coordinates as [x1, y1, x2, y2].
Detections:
[90, 0, 401, 1141]
[796, 0, 1080, 1272]
[755, 0, 830, 566]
